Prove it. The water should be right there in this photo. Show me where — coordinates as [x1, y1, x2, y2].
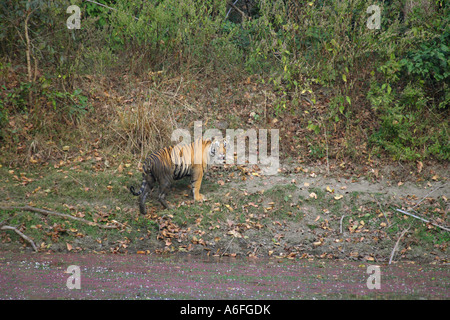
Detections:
[0, 252, 448, 299]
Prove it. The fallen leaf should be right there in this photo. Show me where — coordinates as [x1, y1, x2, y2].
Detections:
[287, 252, 297, 259]
[228, 230, 242, 238]
[29, 156, 39, 164]
[417, 161, 423, 173]
[309, 192, 317, 199]
[66, 243, 72, 251]
[334, 194, 343, 200]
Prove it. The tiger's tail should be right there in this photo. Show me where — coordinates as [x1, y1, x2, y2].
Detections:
[130, 179, 147, 196]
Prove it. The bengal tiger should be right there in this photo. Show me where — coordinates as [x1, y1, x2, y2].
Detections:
[129, 137, 227, 214]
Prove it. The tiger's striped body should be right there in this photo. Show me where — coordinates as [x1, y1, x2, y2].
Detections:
[130, 138, 227, 214]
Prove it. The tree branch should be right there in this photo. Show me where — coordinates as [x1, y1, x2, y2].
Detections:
[1, 205, 118, 229]
[228, 1, 248, 19]
[1, 225, 38, 252]
[395, 208, 450, 232]
[388, 226, 410, 265]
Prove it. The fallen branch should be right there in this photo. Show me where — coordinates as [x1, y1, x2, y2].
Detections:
[339, 215, 345, 234]
[395, 208, 450, 232]
[411, 183, 446, 210]
[389, 226, 410, 265]
[372, 195, 390, 226]
[1, 225, 38, 252]
[319, 117, 330, 175]
[1, 205, 118, 229]
[221, 236, 235, 257]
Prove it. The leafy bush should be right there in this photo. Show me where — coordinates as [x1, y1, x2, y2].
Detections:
[0, 0, 448, 162]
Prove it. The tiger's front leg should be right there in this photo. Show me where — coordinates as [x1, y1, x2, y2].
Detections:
[191, 166, 205, 202]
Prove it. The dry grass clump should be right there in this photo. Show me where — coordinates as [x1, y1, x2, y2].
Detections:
[111, 96, 177, 162]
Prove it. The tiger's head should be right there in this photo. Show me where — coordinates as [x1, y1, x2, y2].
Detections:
[208, 137, 228, 165]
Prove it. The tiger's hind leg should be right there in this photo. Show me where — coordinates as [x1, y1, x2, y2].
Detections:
[157, 179, 173, 210]
[139, 175, 155, 215]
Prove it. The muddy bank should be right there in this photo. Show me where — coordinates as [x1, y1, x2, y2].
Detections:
[1, 161, 448, 265]
[0, 252, 448, 300]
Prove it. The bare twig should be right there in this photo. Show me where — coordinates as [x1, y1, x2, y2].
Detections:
[339, 215, 345, 234]
[83, 0, 139, 20]
[24, 3, 37, 107]
[321, 118, 330, 175]
[395, 208, 450, 232]
[388, 226, 410, 265]
[228, 1, 247, 19]
[411, 183, 446, 210]
[1, 206, 118, 229]
[372, 195, 390, 226]
[1, 225, 38, 252]
[226, 0, 240, 19]
[221, 236, 235, 257]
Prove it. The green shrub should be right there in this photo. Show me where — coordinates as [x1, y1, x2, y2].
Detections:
[0, 0, 448, 162]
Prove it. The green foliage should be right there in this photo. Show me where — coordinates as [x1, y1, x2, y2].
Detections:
[401, 35, 450, 83]
[41, 84, 89, 121]
[363, 2, 449, 161]
[368, 81, 449, 161]
[0, 0, 448, 162]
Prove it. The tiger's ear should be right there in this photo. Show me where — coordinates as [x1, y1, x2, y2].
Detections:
[209, 136, 219, 144]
